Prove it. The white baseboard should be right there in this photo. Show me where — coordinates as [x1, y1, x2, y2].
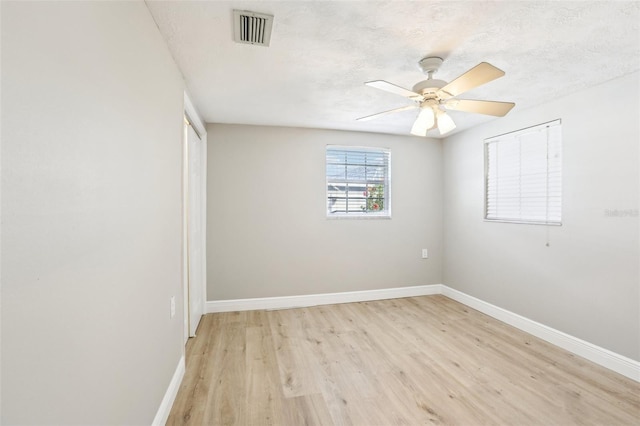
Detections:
[152, 355, 185, 426]
[206, 284, 442, 313]
[440, 286, 640, 382]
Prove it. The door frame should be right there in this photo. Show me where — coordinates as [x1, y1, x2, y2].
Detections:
[183, 91, 207, 343]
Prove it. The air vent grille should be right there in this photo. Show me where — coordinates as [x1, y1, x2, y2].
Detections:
[233, 10, 274, 47]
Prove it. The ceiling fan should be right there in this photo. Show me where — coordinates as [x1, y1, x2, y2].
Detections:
[357, 57, 515, 136]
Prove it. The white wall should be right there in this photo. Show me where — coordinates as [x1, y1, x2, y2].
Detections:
[1, 2, 185, 424]
[207, 124, 442, 300]
[443, 72, 640, 361]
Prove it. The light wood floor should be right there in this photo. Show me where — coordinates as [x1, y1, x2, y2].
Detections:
[167, 295, 640, 425]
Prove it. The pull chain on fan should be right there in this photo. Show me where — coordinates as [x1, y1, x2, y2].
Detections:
[357, 57, 515, 136]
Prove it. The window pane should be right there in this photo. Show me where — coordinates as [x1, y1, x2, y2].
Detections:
[326, 163, 345, 180]
[346, 165, 366, 180]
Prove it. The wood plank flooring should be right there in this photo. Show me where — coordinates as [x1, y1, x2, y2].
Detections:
[167, 295, 640, 425]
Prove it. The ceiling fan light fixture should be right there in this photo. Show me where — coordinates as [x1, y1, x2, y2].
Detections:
[436, 110, 456, 135]
[410, 107, 435, 136]
[409, 126, 425, 137]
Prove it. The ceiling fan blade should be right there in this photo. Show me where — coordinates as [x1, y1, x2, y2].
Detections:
[365, 80, 422, 99]
[356, 105, 417, 121]
[438, 62, 505, 98]
[445, 99, 515, 117]
[436, 110, 456, 135]
[410, 108, 435, 136]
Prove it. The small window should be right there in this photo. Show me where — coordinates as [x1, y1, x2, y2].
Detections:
[485, 119, 562, 225]
[326, 146, 391, 218]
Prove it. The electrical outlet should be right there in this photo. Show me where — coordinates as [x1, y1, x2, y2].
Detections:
[170, 296, 176, 318]
[421, 249, 428, 259]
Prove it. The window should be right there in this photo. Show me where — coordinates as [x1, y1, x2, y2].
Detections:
[326, 146, 391, 217]
[485, 119, 562, 225]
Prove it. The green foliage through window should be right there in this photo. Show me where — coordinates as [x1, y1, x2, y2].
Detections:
[363, 184, 384, 212]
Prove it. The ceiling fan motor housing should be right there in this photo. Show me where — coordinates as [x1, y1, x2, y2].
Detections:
[414, 56, 448, 98]
[412, 79, 447, 96]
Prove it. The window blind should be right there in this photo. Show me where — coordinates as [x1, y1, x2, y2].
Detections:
[326, 146, 391, 216]
[485, 120, 562, 225]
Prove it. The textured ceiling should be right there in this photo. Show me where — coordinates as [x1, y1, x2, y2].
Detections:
[146, 0, 640, 138]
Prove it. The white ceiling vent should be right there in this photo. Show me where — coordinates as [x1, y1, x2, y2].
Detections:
[233, 10, 274, 47]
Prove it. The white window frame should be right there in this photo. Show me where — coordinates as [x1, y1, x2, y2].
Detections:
[326, 145, 391, 219]
[484, 119, 562, 225]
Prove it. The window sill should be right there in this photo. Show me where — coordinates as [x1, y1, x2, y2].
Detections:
[484, 218, 562, 226]
[327, 213, 392, 220]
